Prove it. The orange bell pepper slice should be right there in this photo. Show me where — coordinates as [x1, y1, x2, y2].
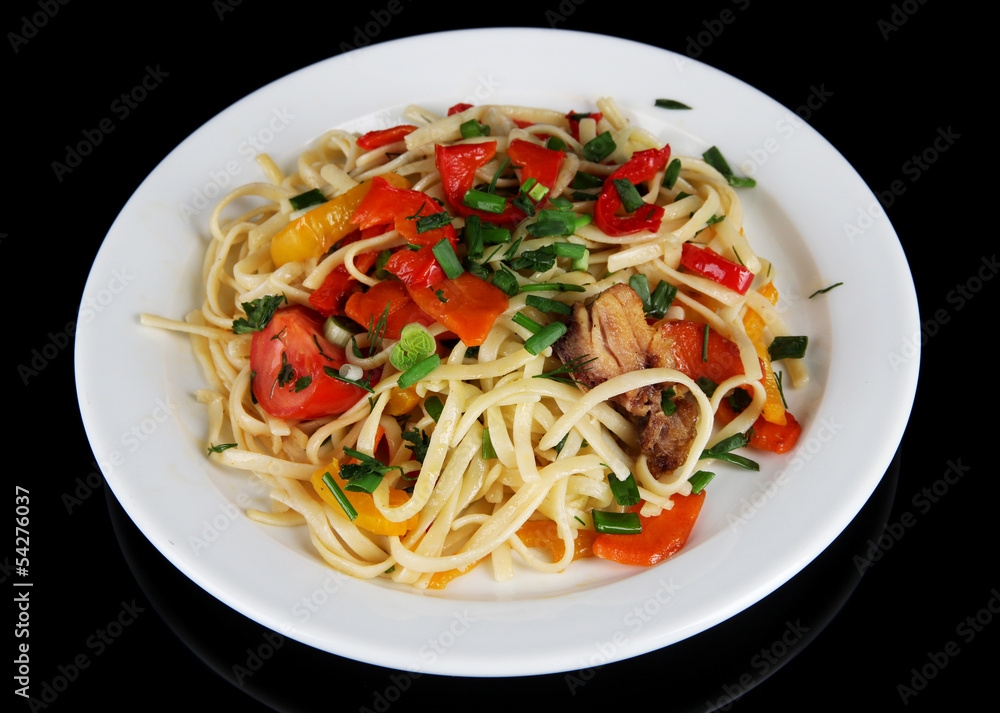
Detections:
[310, 458, 418, 537]
[743, 282, 787, 425]
[271, 172, 410, 267]
[516, 520, 597, 563]
[406, 272, 509, 347]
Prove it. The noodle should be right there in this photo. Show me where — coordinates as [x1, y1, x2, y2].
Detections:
[141, 96, 807, 589]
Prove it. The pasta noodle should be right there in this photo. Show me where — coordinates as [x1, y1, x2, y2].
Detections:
[141, 96, 808, 590]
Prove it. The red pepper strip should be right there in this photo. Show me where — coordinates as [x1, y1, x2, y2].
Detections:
[447, 102, 474, 116]
[506, 138, 565, 204]
[356, 125, 417, 151]
[593, 146, 671, 237]
[679, 243, 754, 295]
[657, 319, 746, 385]
[308, 228, 384, 317]
[566, 110, 603, 141]
[435, 141, 525, 226]
[351, 175, 457, 247]
[384, 248, 446, 289]
[715, 397, 802, 454]
[343, 280, 435, 341]
[407, 272, 509, 347]
[592, 492, 705, 567]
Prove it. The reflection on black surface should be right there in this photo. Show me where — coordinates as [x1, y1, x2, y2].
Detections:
[107, 450, 901, 712]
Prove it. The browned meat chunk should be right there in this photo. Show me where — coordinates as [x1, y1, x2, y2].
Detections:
[553, 283, 698, 476]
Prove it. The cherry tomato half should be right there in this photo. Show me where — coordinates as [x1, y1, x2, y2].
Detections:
[250, 305, 370, 420]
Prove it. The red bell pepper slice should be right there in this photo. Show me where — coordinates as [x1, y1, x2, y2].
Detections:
[715, 397, 803, 454]
[658, 320, 746, 385]
[593, 146, 671, 237]
[343, 280, 435, 341]
[383, 247, 447, 289]
[592, 492, 705, 567]
[506, 138, 565, 204]
[307, 229, 382, 317]
[435, 141, 525, 225]
[679, 243, 754, 295]
[356, 124, 417, 151]
[406, 272, 509, 347]
[447, 102, 473, 116]
[351, 175, 457, 247]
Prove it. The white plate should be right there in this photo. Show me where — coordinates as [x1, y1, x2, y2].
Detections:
[75, 28, 919, 677]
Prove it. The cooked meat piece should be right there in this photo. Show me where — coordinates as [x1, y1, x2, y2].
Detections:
[553, 283, 698, 477]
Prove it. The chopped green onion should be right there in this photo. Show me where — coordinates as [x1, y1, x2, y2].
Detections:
[688, 470, 715, 495]
[397, 354, 441, 389]
[415, 211, 453, 234]
[572, 172, 604, 190]
[374, 250, 392, 279]
[662, 158, 682, 189]
[524, 321, 567, 355]
[592, 510, 642, 535]
[613, 178, 645, 213]
[809, 282, 843, 298]
[583, 131, 616, 162]
[648, 280, 677, 317]
[528, 181, 550, 202]
[701, 323, 710, 362]
[703, 146, 756, 188]
[544, 241, 587, 260]
[431, 238, 464, 279]
[324, 365, 373, 392]
[629, 274, 652, 308]
[486, 157, 509, 194]
[490, 266, 520, 296]
[696, 376, 718, 397]
[390, 323, 436, 371]
[322, 316, 357, 348]
[322, 472, 358, 521]
[609, 472, 641, 507]
[701, 434, 759, 471]
[463, 189, 507, 213]
[482, 427, 497, 460]
[460, 119, 491, 138]
[425, 395, 444, 422]
[655, 98, 692, 110]
[526, 210, 577, 238]
[768, 335, 808, 361]
[289, 188, 326, 211]
[481, 224, 511, 244]
[518, 282, 586, 293]
[464, 215, 484, 259]
[525, 295, 572, 316]
[512, 311, 543, 333]
[546, 136, 566, 151]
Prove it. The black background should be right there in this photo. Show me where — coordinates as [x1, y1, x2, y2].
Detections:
[6, 1, 991, 711]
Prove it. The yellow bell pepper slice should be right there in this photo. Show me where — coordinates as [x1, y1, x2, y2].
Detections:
[310, 460, 418, 537]
[743, 282, 787, 426]
[271, 172, 410, 267]
[386, 385, 421, 416]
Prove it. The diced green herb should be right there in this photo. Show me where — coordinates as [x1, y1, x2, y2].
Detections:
[655, 98, 692, 110]
[768, 335, 808, 361]
[809, 282, 843, 298]
[702, 146, 756, 187]
[232, 294, 286, 334]
[289, 188, 327, 211]
[662, 158, 682, 189]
